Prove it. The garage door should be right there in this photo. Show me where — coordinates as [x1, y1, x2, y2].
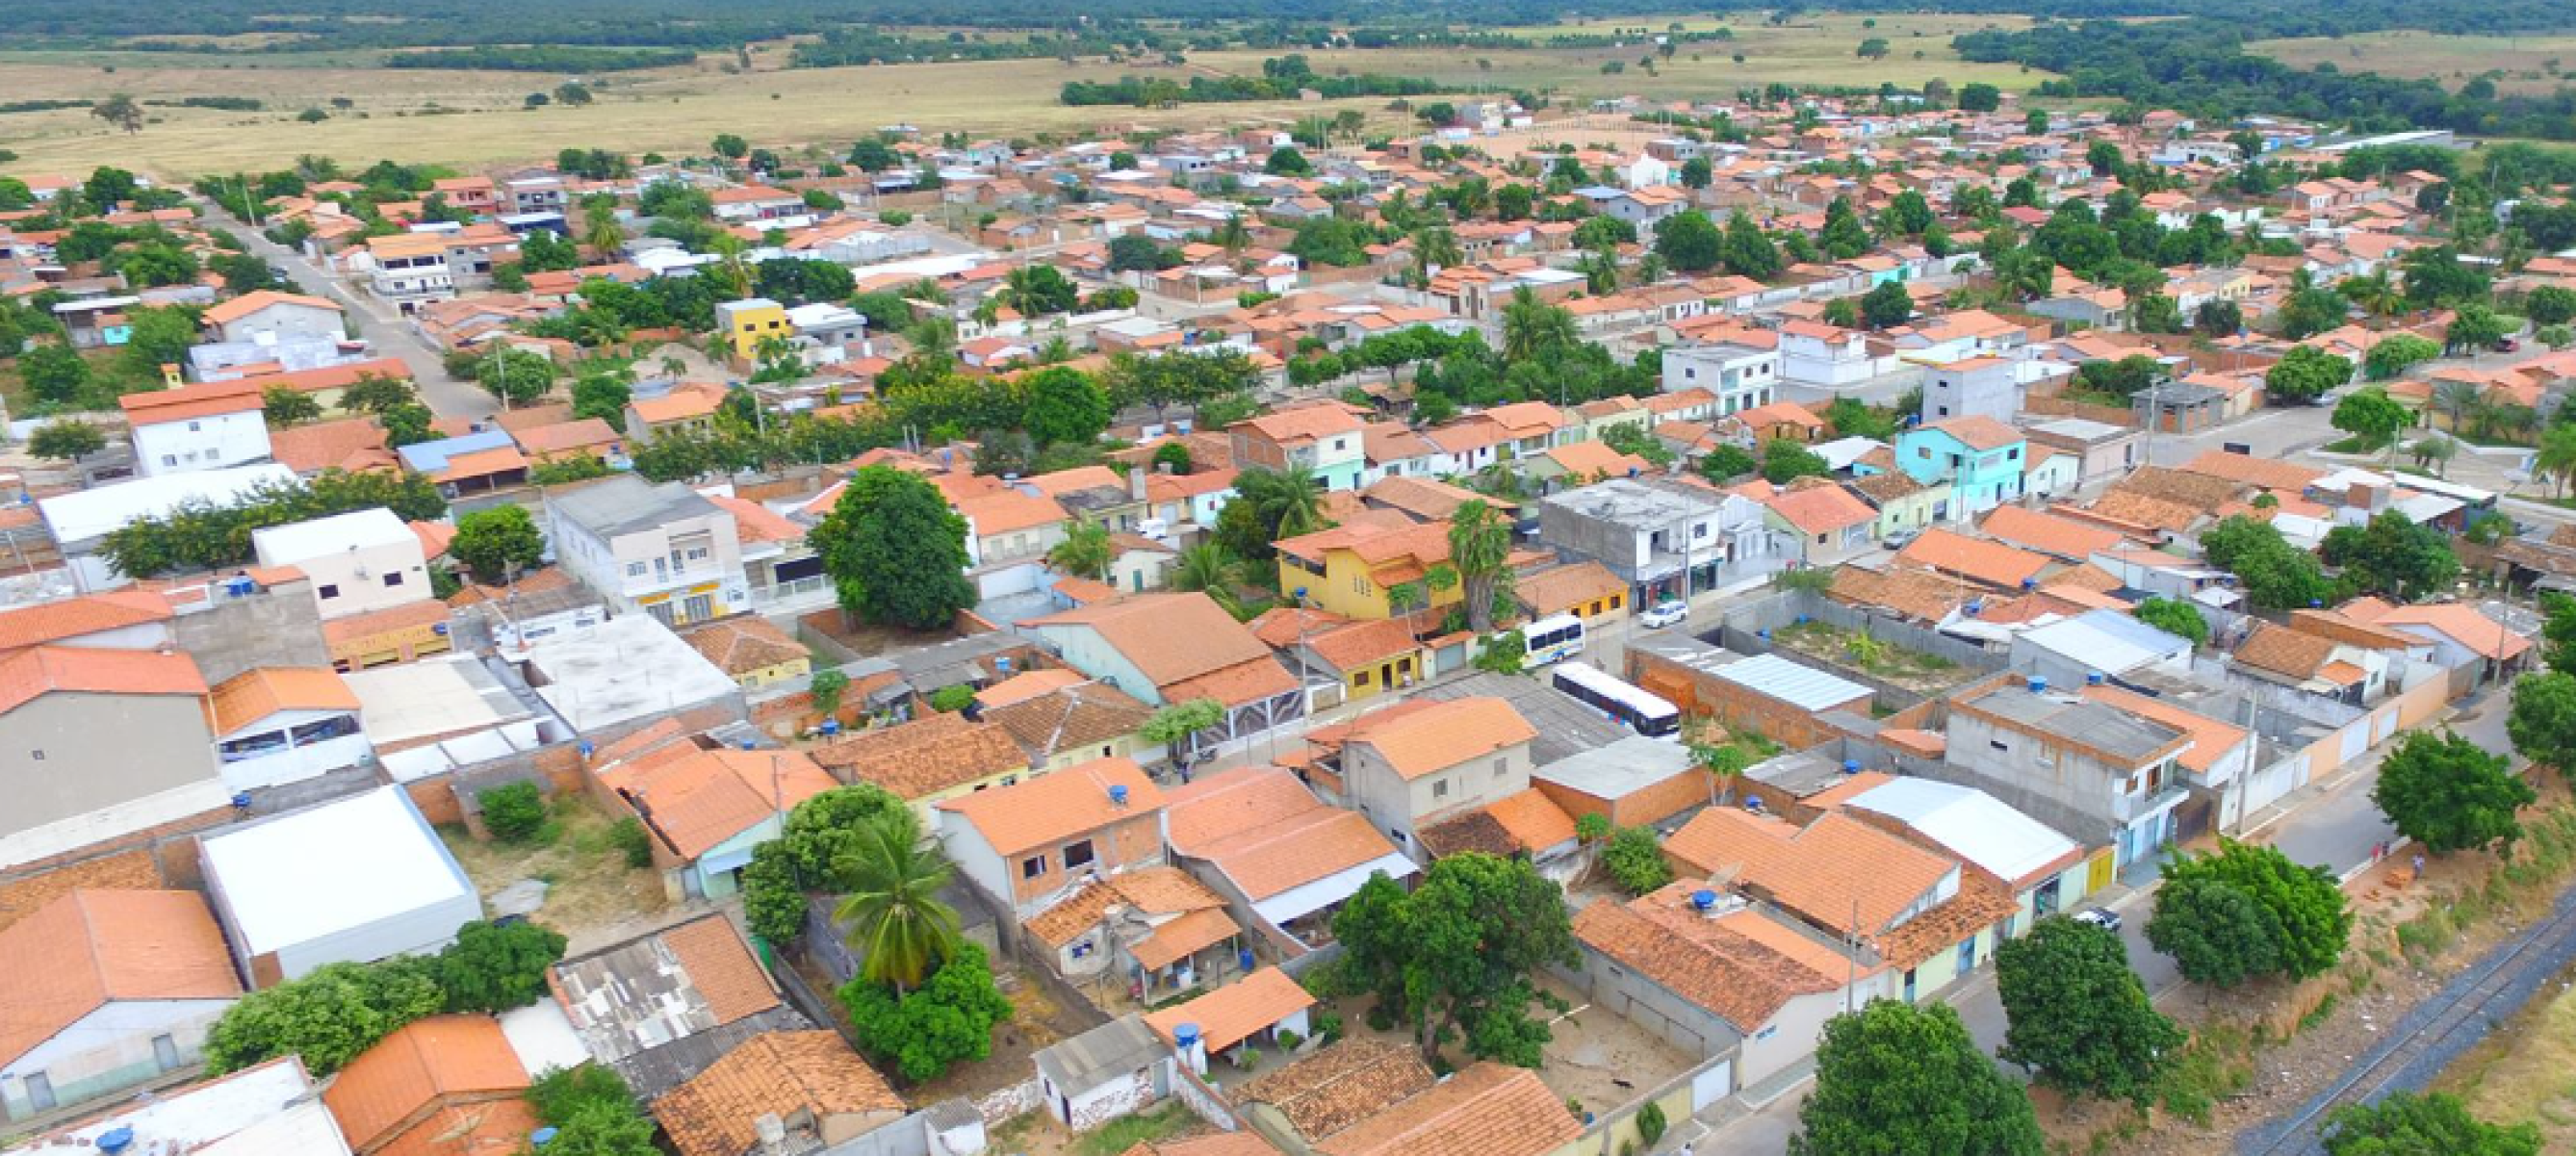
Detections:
[1691, 1058, 1735, 1110]
[2338, 722, 2370, 764]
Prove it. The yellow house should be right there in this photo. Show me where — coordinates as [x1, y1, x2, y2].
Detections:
[680, 616, 812, 689]
[1515, 560, 1631, 627]
[1274, 513, 1464, 621]
[1250, 607, 1430, 701]
[813, 713, 1032, 827]
[715, 296, 790, 364]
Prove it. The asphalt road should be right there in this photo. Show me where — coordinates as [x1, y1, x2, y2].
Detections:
[196, 203, 499, 424]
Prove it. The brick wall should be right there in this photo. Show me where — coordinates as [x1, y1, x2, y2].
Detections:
[1008, 813, 1163, 909]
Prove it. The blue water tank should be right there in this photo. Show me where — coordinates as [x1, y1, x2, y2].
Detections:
[97, 1128, 134, 1154]
[1174, 1022, 1202, 1050]
[1239, 947, 1256, 972]
[1841, 759, 1860, 774]
[531, 1126, 560, 1146]
[2027, 676, 2048, 693]
[1689, 888, 1717, 911]
[1109, 784, 1130, 807]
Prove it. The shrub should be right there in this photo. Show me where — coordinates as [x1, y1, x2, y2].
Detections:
[1636, 1101, 1667, 1146]
[929, 684, 975, 712]
[478, 783, 548, 842]
[1275, 1029, 1303, 1050]
[1603, 826, 1673, 895]
[1366, 1004, 1397, 1032]
[1313, 1010, 1345, 1043]
[1575, 812, 1612, 843]
[610, 816, 654, 868]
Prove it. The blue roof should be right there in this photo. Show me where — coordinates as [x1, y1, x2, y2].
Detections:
[398, 429, 516, 475]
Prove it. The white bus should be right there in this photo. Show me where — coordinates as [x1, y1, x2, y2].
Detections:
[1522, 613, 1586, 666]
[1551, 663, 1683, 739]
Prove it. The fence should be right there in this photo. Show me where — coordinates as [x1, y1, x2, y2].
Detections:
[817, 1111, 938, 1156]
[1172, 1066, 1241, 1131]
[1713, 591, 2002, 711]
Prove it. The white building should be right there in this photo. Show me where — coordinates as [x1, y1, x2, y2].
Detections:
[1662, 342, 1782, 415]
[118, 380, 274, 478]
[251, 508, 432, 623]
[209, 667, 372, 792]
[38, 464, 299, 591]
[0, 890, 244, 1122]
[546, 475, 746, 627]
[1778, 321, 1886, 388]
[201, 291, 346, 346]
[1, 1055, 348, 1156]
[357, 233, 453, 315]
[198, 786, 482, 986]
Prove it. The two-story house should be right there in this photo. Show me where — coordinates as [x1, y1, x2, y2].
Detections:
[361, 232, 453, 316]
[120, 379, 273, 477]
[1538, 477, 1786, 606]
[937, 756, 1167, 922]
[1663, 341, 1783, 417]
[1751, 477, 1880, 567]
[250, 507, 433, 624]
[1878, 417, 2028, 521]
[200, 290, 345, 346]
[1020, 593, 1303, 761]
[548, 475, 748, 628]
[1941, 673, 2192, 870]
[1919, 356, 2022, 424]
[1777, 320, 1882, 388]
[1228, 403, 1369, 492]
[1273, 512, 1464, 621]
[1308, 696, 1539, 858]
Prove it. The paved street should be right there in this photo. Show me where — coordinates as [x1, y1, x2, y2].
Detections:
[196, 203, 499, 424]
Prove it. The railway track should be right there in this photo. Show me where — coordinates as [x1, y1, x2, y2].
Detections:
[2237, 885, 2576, 1155]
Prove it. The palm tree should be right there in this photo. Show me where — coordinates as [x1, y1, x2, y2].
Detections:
[708, 232, 752, 298]
[2408, 434, 2458, 477]
[1047, 523, 1114, 580]
[1412, 226, 1462, 284]
[582, 199, 624, 261]
[834, 811, 964, 993]
[2338, 271, 2401, 319]
[2432, 377, 2485, 434]
[2538, 424, 2576, 498]
[1501, 286, 1577, 362]
[1448, 499, 1512, 633]
[1239, 464, 1325, 539]
[1173, 542, 1238, 595]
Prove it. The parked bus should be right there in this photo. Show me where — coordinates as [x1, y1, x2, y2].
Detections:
[1551, 663, 1683, 739]
[1522, 613, 1586, 666]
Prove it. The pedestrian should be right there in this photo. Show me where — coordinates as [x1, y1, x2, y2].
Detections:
[1678, 1143, 1694, 1156]
[2412, 852, 2427, 880]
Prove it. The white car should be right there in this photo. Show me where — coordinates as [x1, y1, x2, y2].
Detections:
[1639, 599, 1689, 629]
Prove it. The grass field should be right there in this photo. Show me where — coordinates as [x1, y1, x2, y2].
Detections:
[0, 13, 2051, 179]
[2250, 31, 2576, 94]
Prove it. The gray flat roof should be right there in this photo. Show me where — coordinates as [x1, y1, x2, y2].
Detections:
[1416, 672, 1628, 765]
[549, 474, 725, 539]
[1539, 477, 1717, 527]
[1535, 734, 1700, 799]
[1034, 1015, 1166, 1093]
[1971, 686, 2183, 764]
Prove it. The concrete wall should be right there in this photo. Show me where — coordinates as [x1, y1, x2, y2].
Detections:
[0, 998, 231, 1120]
[1, 692, 220, 841]
[174, 585, 332, 686]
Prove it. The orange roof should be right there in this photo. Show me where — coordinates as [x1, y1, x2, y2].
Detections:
[1760, 480, 1875, 535]
[1897, 527, 2052, 590]
[270, 416, 398, 475]
[1023, 593, 1276, 693]
[1163, 766, 1406, 899]
[658, 913, 784, 1026]
[955, 487, 1069, 536]
[1146, 966, 1317, 1053]
[1663, 809, 1955, 936]
[598, 747, 837, 861]
[1977, 505, 2127, 561]
[1313, 1062, 1583, 1156]
[322, 1015, 530, 1153]
[974, 668, 1089, 709]
[1572, 885, 1846, 1032]
[0, 646, 207, 717]
[201, 289, 342, 328]
[631, 382, 727, 424]
[0, 590, 171, 654]
[654, 1032, 903, 1156]
[434, 445, 528, 484]
[936, 757, 1161, 855]
[322, 599, 453, 646]
[118, 378, 264, 424]
[0, 889, 241, 1066]
[1344, 697, 1537, 780]
[209, 666, 359, 735]
[2374, 604, 2533, 661]
[1921, 415, 2023, 451]
[705, 493, 804, 546]
[1482, 788, 1578, 851]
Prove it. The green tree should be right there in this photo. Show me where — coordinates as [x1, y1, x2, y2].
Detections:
[432, 919, 569, 1014]
[340, 372, 417, 416]
[1321, 854, 1579, 1066]
[451, 504, 549, 584]
[1996, 918, 2182, 1105]
[2373, 729, 2535, 855]
[525, 1066, 657, 1156]
[2131, 596, 2208, 646]
[2331, 388, 2411, 454]
[1653, 209, 1724, 272]
[834, 809, 965, 992]
[811, 466, 976, 629]
[1601, 826, 1671, 894]
[1449, 499, 1512, 633]
[1790, 1000, 2043, 1156]
[742, 785, 908, 944]
[2364, 334, 2443, 381]
[1142, 697, 1226, 771]
[1820, 196, 1871, 260]
[2265, 346, 2352, 405]
[1861, 279, 1913, 329]
[2322, 1092, 2541, 1156]
[2146, 874, 2281, 988]
[710, 133, 750, 160]
[1501, 287, 1578, 361]
[2196, 298, 2245, 337]
[476, 348, 557, 407]
[1021, 366, 1110, 447]
[1265, 145, 1311, 175]
[2509, 671, 2576, 773]
[1046, 522, 1114, 580]
[1762, 438, 1830, 484]
[27, 421, 106, 466]
[1680, 156, 1713, 190]
[570, 372, 632, 424]
[263, 386, 322, 427]
[837, 941, 1013, 1082]
[1957, 83, 2002, 112]
[2152, 840, 2350, 983]
[2540, 593, 2576, 675]
[203, 960, 445, 1074]
[2445, 303, 2510, 354]
[1721, 210, 1783, 280]
[2200, 515, 2332, 611]
[21, 342, 91, 405]
[2320, 509, 2459, 601]
[477, 782, 547, 840]
[91, 94, 144, 135]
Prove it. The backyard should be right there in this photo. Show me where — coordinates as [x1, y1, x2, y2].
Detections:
[1771, 618, 1970, 695]
[437, 790, 668, 947]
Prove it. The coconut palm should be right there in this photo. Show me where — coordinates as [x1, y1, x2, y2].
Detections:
[1047, 523, 1114, 580]
[2408, 434, 2458, 477]
[2338, 271, 2402, 319]
[582, 199, 624, 261]
[1172, 542, 1239, 596]
[1237, 464, 1326, 539]
[1448, 499, 1512, 633]
[2432, 377, 2486, 434]
[834, 811, 963, 993]
[1501, 286, 1577, 361]
[1412, 226, 1462, 284]
[2538, 424, 2576, 498]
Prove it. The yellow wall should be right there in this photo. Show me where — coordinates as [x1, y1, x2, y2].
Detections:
[1336, 648, 1429, 701]
[724, 302, 789, 361]
[906, 764, 1035, 828]
[733, 656, 813, 689]
[1276, 549, 1461, 621]
[1039, 733, 1140, 774]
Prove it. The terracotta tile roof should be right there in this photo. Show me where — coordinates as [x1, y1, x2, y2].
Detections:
[0, 590, 171, 654]
[1827, 563, 1963, 623]
[812, 713, 1028, 800]
[1141, 1134, 1288, 1156]
[323, 1015, 530, 1154]
[936, 757, 1160, 856]
[1235, 403, 1367, 447]
[434, 445, 528, 484]
[118, 378, 263, 424]
[2375, 604, 2533, 661]
[1483, 788, 1578, 851]
[1344, 697, 1536, 780]
[2086, 489, 2202, 533]
[1146, 966, 1316, 1053]
[1761, 479, 1877, 534]
[510, 418, 621, 457]
[1843, 469, 1929, 503]
[1129, 906, 1246, 970]
[2285, 608, 2423, 653]
[0, 889, 241, 1066]
[1662, 809, 1955, 936]
[703, 493, 804, 547]
[681, 616, 809, 678]
[1311, 1061, 1583, 1156]
[1922, 415, 2023, 451]
[1024, 865, 1228, 948]
[1515, 562, 1627, 617]
[1978, 505, 2128, 561]
[1230, 1040, 1436, 1139]
[1872, 870, 2023, 969]
[209, 666, 359, 735]
[979, 681, 1155, 763]
[974, 668, 1089, 709]
[2110, 465, 2243, 512]
[1302, 618, 1424, 674]
[1896, 528, 2051, 590]
[2232, 622, 2335, 680]
[1417, 809, 1520, 860]
[653, 1032, 905, 1156]
[201, 289, 342, 327]
[658, 913, 784, 1026]
[2177, 450, 2326, 494]
[1572, 886, 1845, 1031]
[1025, 593, 1278, 694]
[0, 646, 207, 718]
[1165, 766, 1407, 900]
[1161, 655, 1300, 708]
[412, 520, 457, 560]
[598, 747, 837, 861]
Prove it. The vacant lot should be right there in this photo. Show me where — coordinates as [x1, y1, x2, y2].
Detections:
[0, 12, 2052, 178]
[2251, 31, 2576, 94]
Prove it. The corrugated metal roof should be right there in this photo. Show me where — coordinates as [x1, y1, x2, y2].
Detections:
[1706, 652, 1872, 711]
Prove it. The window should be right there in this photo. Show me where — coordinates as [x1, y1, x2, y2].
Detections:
[383, 572, 403, 587]
[1021, 855, 1046, 880]
[1432, 778, 1449, 798]
[1902, 968, 1918, 1002]
[1493, 757, 1508, 779]
[24, 1073, 53, 1112]
[153, 1034, 180, 1071]
[290, 714, 360, 745]
[1354, 669, 1373, 687]
[1918, 446, 1931, 460]
[1938, 405, 1949, 417]
[1062, 839, 1096, 871]
[318, 584, 340, 599]
[1990, 739, 2009, 752]
[627, 562, 647, 578]
[2008, 448, 2022, 461]
[188, 421, 202, 432]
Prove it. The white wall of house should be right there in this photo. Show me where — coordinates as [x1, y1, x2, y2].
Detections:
[217, 302, 343, 345]
[134, 412, 272, 478]
[0, 998, 235, 1119]
[217, 706, 369, 792]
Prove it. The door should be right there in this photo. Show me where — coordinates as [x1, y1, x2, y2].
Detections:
[153, 1034, 180, 1071]
[1691, 1058, 1735, 1109]
[2086, 848, 2114, 893]
[683, 594, 714, 623]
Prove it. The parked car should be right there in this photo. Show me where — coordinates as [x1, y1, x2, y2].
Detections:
[1882, 528, 1919, 550]
[2071, 907, 2122, 932]
[1639, 599, 1689, 629]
